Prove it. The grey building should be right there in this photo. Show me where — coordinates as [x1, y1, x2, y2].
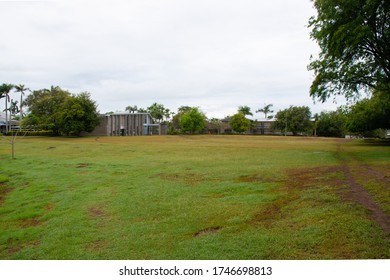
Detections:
[83, 113, 161, 136]
[209, 117, 280, 135]
[253, 119, 279, 135]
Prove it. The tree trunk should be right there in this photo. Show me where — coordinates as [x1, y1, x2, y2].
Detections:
[5, 95, 8, 133]
[20, 94, 23, 121]
[10, 131, 17, 160]
[11, 139, 15, 159]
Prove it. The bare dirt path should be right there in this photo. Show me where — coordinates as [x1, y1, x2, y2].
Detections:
[336, 144, 390, 238]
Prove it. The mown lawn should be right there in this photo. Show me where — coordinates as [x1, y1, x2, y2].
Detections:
[0, 135, 389, 259]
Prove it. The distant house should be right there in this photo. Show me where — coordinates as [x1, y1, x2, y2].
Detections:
[83, 112, 163, 136]
[206, 117, 282, 135]
[0, 113, 20, 134]
[252, 118, 280, 135]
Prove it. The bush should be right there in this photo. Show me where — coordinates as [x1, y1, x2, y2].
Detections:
[362, 129, 387, 139]
[230, 113, 251, 133]
[180, 108, 206, 134]
[5, 130, 55, 137]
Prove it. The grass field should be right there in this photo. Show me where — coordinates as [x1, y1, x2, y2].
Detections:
[0, 135, 389, 259]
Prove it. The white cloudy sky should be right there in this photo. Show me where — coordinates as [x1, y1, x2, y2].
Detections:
[0, 0, 346, 119]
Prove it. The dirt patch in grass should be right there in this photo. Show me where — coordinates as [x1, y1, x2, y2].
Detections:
[357, 165, 390, 189]
[287, 166, 345, 189]
[86, 240, 110, 251]
[251, 161, 390, 238]
[248, 167, 335, 228]
[158, 173, 180, 180]
[5, 240, 40, 257]
[252, 198, 288, 229]
[236, 175, 283, 184]
[335, 144, 390, 237]
[87, 204, 111, 231]
[45, 202, 55, 211]
[0, 183, 13, 206]
[339, 164, 390, 237]
[77, 163, 91, 168]
[19, 217, 42, 228]
[155, 172, 207, 185]
[193, 226, 222, 238]
[88, 206, 105, 217]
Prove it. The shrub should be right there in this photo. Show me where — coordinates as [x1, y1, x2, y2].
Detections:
[5, 130, 55, 137]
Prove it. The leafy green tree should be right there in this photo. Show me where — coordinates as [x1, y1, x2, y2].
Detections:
[168, 106, 192, 134]
[24, 86, 72, 134]
[308, 0, 390, 102]
[177, 106, 192, 113]
[163, 108, 171, 121]
[57, 92, 100, 136]
[346, 89, 390, 134]
[20, 113, 39, 129]
[179, 107, 206, 134]
[238, 105, 253, 116]
[315, 109, 347, 138]
[273, 106, 313, 136]
[256, 103, 274, 119]
[147, 103, 166, 123]
[230, 113, 251, 133]
[0, 83, 14, 133]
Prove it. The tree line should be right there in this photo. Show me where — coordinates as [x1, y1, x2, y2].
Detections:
[0, 84, 100, 136]
[1, 82, 389, 137]
[120, 101, 388, 137]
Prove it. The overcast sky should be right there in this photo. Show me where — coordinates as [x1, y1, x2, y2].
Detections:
[0, 0, 347, 119]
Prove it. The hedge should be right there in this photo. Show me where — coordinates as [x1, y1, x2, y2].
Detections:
[5, 130, 55, 137]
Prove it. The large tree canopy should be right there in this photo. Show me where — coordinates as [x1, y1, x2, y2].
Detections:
[179, 107, 206, 134]
[229, 113, 251, 133]
[57, 92, 100, 136]
[315, 109, 347, 137]
[273, 106, 313, 136]
[23, 86, 71, 133]
[346, 89, 390, 133]
[308, 0, 390, 101]
[147, 103, 168, 123]
[23, 86, 100, 135]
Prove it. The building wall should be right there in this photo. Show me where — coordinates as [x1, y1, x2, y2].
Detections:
[84, 113, 160, 136]
[107, 114, 147, 136]
[253, 121, 279, 135]
[212, 119, 281, 135]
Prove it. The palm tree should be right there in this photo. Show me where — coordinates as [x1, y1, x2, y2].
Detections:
[125, 105, 138, 113]
[163, 108, 171, 121]
[256, 104, 274, 119]
[9, 100, 20, 118]
[14, 84, 30, 120]
[0, 83, 14, 133]
[238, 105, 253, 116]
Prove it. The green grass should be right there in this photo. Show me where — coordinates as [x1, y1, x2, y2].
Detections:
[0, 135, 389, 259]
